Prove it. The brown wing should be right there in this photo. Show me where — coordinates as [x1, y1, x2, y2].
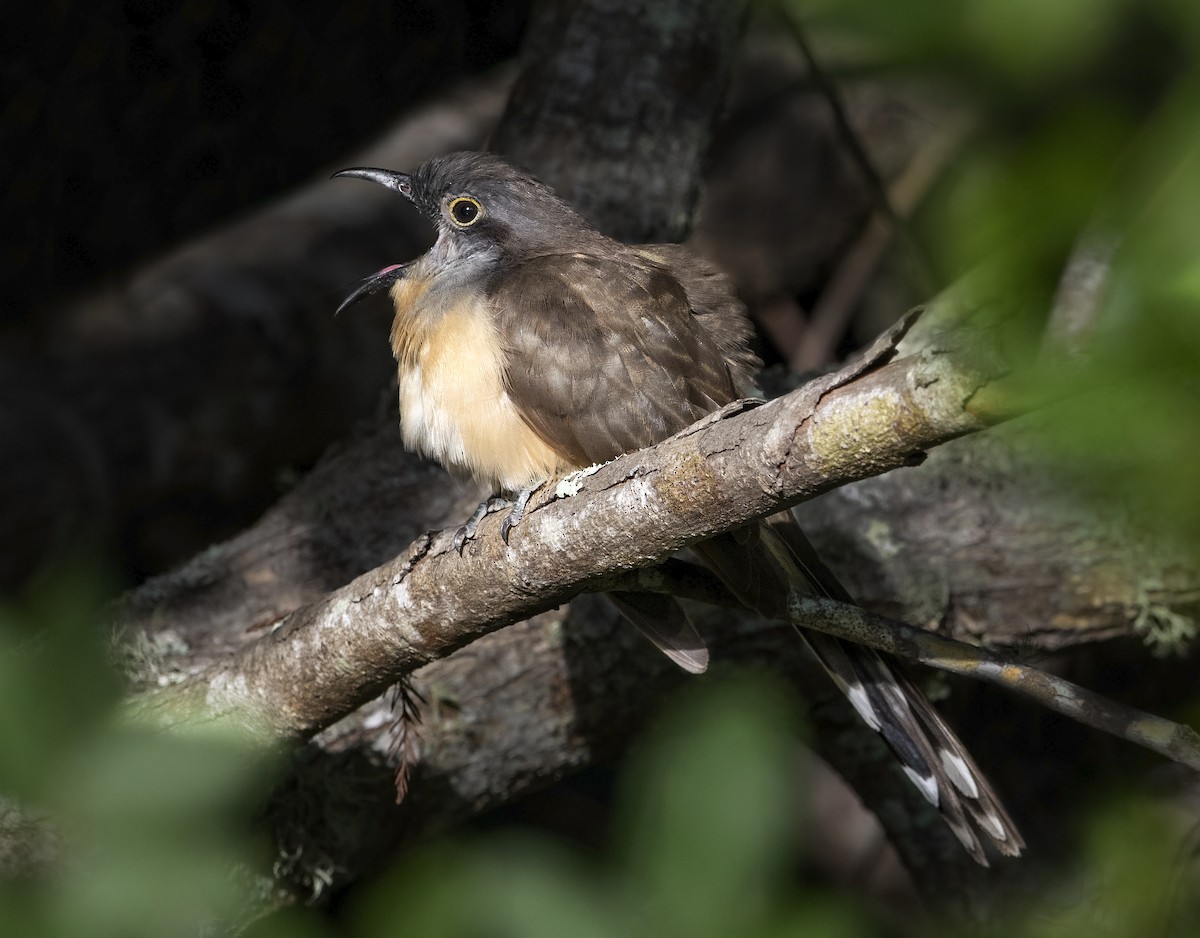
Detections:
[489, 252, 743, 467]
[631, 243, 761, 396]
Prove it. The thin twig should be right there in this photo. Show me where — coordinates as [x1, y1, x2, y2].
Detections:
[600, 563, 1200, 772]
[777, 6, 953, 371]
[785, 594, 1200, 772]
[779, 8, 901, 229]
[794, 119, 967, 369]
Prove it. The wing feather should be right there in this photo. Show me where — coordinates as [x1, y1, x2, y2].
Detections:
[488, 253, 743, 467]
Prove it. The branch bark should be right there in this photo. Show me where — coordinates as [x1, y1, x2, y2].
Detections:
[130, 301, 1012, 736]
[493, 0, 746, 241]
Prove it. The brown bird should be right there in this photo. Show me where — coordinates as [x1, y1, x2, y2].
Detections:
[334, 151, 1023, 864]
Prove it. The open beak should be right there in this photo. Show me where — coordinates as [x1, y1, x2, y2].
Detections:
[335, 263, 408, 316]
[332, 166, 414, 200]
[332, 167, 416, 314]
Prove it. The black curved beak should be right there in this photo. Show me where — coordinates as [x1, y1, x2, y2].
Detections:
[332, 166, 416, 315]
[332, 167, 415, 201]
[335, 263, 409, 316]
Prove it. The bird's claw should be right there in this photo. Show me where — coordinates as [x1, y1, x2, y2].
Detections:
[499, 486, 535, 544]
[452, 522, 476, 555]
[499, 513, 517, 545]
[454, 495, 510, 554]
[453, 486, 539, 552]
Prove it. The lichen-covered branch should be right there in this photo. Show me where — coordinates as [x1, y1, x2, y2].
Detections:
[785, 595, 1200, 770]
[130, 296, 1018, 737]
[603, 558, 1200, 770]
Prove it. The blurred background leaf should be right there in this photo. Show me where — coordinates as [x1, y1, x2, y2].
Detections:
[789, 0, 1200, 562]
[0, 566, 120, 800]
[0, 570, 304, 938]
[990, 795, 1200, 938]
[352, 676, 878, 938]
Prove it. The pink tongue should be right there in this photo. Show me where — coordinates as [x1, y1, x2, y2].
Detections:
[376, 263, 405, 276]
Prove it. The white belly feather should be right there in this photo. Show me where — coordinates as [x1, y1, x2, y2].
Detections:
[392, 294, 563, 492]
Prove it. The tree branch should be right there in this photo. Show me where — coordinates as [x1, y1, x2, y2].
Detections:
[114, 280, 1200, 911]
[131, 296, 1017, 736]
[787, 595, 1200, 769]
[604, 560, 1200, 770]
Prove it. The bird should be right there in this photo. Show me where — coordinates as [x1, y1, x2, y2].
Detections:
[333, 150, 1023, 864]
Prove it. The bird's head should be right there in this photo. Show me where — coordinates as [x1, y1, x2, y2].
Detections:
[333, 151, 595, 313]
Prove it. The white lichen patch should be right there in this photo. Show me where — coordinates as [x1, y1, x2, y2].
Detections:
[1130, 718, 1175, 748]
[554, 462, 605, 498]
[1133, 600, 1196, 657]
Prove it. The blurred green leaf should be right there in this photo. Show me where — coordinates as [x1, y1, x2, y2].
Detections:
[925, 105, 1130, 289]
[0, 567, 289, 938]
[0, 569, 121, 800]
[471, 836, 618, 938]
[1035, 81, 1200, 556]
[354, 676, 876, 938]
[792, 0, 1122, 83]
[962, 0, 1122, 84]
[613, 678, 801, 938]
[998, 796, 1200, 938]
[45, 726, 273, 935]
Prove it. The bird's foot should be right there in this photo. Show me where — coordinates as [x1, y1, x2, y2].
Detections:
[453, 496, 510, 554]
[499, 485, 537, 544]
[452, 485, 541, 553]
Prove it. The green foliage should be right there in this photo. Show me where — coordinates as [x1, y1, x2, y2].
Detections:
[996, 797, 1200, 938]
[797, 0, 1130, 87]
[0, 568, 120, 802]
[792, 0, 1200, 562]
[1048, 84, 1200, 553]
[351, 676, 878, 938]
[0, 575, 303, 938]
[2, 587, 1196, 936]
[350, 682, 1200, 938]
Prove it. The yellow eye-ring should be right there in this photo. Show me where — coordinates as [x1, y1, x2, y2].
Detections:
[448, 197, 482, 227]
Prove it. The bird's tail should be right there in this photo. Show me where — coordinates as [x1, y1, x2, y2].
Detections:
[691, 513, 1024, 865]
[608, 589, 709, 675]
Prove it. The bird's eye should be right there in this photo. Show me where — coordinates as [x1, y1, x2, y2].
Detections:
[448, 197, 482, 227]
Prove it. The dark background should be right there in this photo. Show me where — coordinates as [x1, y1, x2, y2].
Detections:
[1, 1, 529, 337]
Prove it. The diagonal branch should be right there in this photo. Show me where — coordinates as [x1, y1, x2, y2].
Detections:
[783, 596, 1200, 770]
[603, 547, 1200, 771]
[131, 295, 1022, 737]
